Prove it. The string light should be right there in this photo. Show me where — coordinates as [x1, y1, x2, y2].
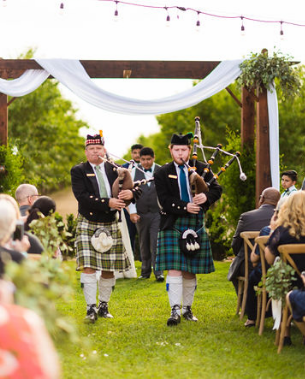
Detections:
[280, 21, 284, 40]
[240, 16, 245, 36]
[114, 1, 119, 20]
[59, 2, 64, 15]
[196, 11, 200, 31]
[2, 0, 7, 7]
[91, 0, 305, 38]
[165, 6, 170, 25]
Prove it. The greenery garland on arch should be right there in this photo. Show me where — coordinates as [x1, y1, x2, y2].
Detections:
[237, 50, 301, 99]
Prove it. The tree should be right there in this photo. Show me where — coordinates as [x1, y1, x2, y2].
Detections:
[8, 53, 89, 193]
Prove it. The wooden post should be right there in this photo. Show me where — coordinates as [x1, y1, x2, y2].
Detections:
[241, 86, 255, 149]
[0, 93, 8, 146]
[256, 86, 271, 205]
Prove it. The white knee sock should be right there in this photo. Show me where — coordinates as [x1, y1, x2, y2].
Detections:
[182, 277, 197, 312]
[166, 275, 183, 314]
[80, 273, 97, 309]
[98, 277, 116, 303]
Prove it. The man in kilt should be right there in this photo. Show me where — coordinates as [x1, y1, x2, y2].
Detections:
[71, 133, 140, 323]
[154, 132, 222, 326]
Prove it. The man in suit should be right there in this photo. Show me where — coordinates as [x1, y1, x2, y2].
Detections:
[129, 147, 163, 281]
[122, 144, 143, 258]
[154, 133, 222, 326]
[71, 133, 140, 323]
[229, 187, 281, 293]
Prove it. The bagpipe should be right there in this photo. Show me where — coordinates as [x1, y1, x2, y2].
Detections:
[183, 116, 247, 196]
[99, 115, 246, 203]
[98, 153, 152, 207]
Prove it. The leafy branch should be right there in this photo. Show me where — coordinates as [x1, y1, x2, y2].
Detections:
[238, 50, 301, 99]
[263, 257, 297, 305]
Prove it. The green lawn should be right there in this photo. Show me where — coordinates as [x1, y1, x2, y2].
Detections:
[57, 261, 305, 379]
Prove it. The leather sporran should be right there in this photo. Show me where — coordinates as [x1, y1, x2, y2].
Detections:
[178, 229, 201, 258]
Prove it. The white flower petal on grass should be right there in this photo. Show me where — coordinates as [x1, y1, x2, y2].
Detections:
[80, 354, 84, 358]
[92, 350, 97, 355]
[175, 343, 181, 346]
[104, 354, 109, 357]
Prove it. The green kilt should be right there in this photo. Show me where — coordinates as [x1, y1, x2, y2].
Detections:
[155, 211, 214, 274]
[75, 214, 131, 272]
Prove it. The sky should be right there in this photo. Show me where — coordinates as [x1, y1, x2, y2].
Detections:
[1, 0, 305, 157]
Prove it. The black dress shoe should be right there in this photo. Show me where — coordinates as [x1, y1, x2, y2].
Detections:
[182, 306, 198, 322]
[84, 304, 98, 324]
[283, 336, 292, 346]
[138, 275, 150, 279]
[156, 275, 164, 282]
[167, 305, 181, 326]
[98, 301, 113, 318]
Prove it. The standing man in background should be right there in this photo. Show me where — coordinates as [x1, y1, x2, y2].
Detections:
[129, 147, 163, 282]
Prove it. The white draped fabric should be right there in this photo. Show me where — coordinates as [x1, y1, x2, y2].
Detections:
[0, 58, 279, 188]
[0, 69, 49, 97]
[36, 59, 243, 115]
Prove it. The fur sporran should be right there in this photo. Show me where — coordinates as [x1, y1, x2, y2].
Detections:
[178, 229, 201, 258]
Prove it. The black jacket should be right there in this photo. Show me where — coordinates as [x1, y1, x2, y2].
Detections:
[71, 161, 120, 223]
[154, 160, 222, 230]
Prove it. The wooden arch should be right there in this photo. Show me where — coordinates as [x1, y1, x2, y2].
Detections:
[0, 59, 270, 201]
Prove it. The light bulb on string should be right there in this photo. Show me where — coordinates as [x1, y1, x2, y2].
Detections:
[114, 1, 119, 21]
[59, 2, 64, 15]
[165, 7, 170, 27]
[280, 21, 284, 40]
[240, 16, 245, 36]
[196, 12, 201, 32]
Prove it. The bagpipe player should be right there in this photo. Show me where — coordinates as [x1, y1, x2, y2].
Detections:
[154, 132, 222, 326]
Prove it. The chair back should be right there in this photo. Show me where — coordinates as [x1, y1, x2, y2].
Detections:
[278, 244, 305, 277]
[255, 235, 269, 278]
[240, 231, 260, 276]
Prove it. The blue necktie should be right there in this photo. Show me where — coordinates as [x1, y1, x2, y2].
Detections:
[178, 165, 190, 202]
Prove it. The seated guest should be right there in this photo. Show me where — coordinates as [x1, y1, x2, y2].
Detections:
[15, 183, 40, 218]
[0, 194, 43, 256]
[0, 199, 26, 277]
[244, 209, 279, 327]
[0, 279, 61, 378]
[228, 187, 280, 293]
[265, 191, 305, 345]
[25, 196, 56, 231]
[265, 191, 305, 270]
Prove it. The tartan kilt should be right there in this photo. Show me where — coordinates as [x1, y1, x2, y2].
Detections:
[155, 212, 214, 274]
[75, 214, 131, 272]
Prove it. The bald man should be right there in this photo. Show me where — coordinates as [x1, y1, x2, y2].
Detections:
[228, 187, 281, 293]
[15, 184, 39, 217]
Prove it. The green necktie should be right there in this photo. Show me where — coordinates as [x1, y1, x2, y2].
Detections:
[95, 165, 108, 198]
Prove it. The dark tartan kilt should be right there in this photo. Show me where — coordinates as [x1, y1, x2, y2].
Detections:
[75, 214, 131, 272]
[155, 212, 215, 274]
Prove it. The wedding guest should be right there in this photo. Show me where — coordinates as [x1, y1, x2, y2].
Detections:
[15, 183, 40, 218]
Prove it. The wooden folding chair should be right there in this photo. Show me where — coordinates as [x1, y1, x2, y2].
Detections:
[277, 244, 305, 353]
[237, 231, 260, 320]
[255, 235, 270, 335]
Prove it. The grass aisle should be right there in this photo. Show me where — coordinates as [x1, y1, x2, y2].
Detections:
[57, 261, 305, 379]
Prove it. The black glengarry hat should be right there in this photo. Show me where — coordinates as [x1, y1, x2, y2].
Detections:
[86, 130, 105, 146]
[170, 132, 193, 145]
